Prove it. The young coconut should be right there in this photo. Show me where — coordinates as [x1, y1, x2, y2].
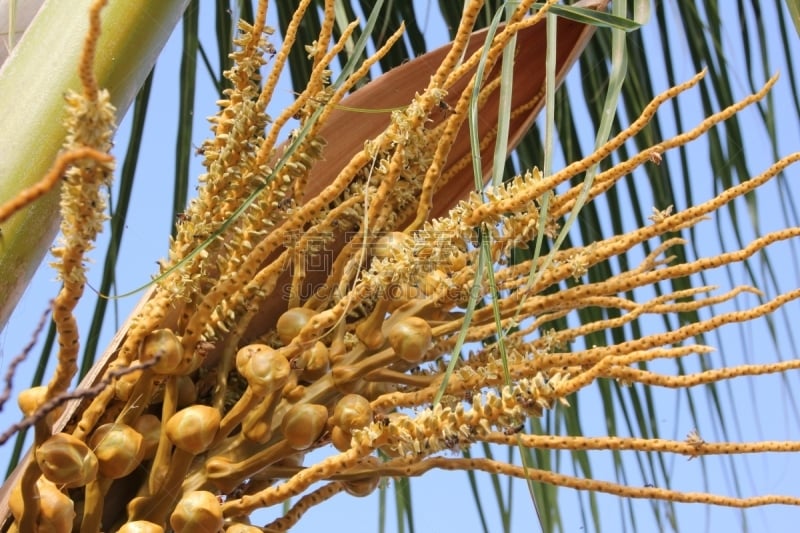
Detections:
[89, 422, 145, 479]
[231, 344, 291, 443]
[139, 328, 184, 374]
[169, 490, 223, 533]
[18, 385, 63, 426]
[387, 316, 432, 364]
[225, 524, 264, 533]
[276, 307, 316, 345]
[298, 341, 330, 382]
[342, 456, 382, 497]
[35, 432, 98, 488]
[132, 413, 161, 460]
[81, 422, 147, 530]
[128, 405, 221, 524]
[331, 394, 373, 452]
[281, 403, 329, 450]
[117, 521, 165, 533]
[9, 477, 75, 533]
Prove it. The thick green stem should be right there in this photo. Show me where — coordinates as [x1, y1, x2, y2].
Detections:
[0, 0, 189, 329]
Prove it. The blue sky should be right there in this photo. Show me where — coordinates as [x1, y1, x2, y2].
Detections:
[1, 2, 800, 532]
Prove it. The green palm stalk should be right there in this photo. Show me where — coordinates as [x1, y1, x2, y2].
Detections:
[0, 0, 187, 328]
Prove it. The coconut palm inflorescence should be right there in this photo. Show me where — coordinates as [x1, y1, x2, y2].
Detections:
[1, 0, 800, 531]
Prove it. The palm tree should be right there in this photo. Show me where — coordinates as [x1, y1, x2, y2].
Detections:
[0, 0, 798, 531]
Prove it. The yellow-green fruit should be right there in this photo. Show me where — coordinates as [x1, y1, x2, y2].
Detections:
[35, 432, 98, 488]
[117, 521, 165, 533]
[140, 328, 184, 374]
[170, 490, 223, 533]
[333, 393, 373, 433]
[9, 477, 75, 533]
[133, 413, 161, 459]
[276, 307, 316, 345]
[387, 316, 432, 363]
[165, 405, 221, 455]
[235, 344, 291, 396]
[281, 403, 329, 450]
[89, 422, 145, 479]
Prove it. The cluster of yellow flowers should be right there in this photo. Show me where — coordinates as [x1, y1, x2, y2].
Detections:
[2, 0, 800, 531]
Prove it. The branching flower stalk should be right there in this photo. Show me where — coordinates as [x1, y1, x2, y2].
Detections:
[2, 0, 800, 531]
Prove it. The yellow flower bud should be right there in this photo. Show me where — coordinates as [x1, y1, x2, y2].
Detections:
[176, 374, 198, 407]
[387, 316, 432, 363]
[165, 405, 221, 455]
[281, 403, 329, 450]
[169, 490, 223, 533]
[117, 520, 165, 533]
[139, 328, 184, 374]
[114, 369, 143, 401]
[132, 413, 161, 459]
[333, 393, 373, 433]
[342, 457, 381, 497]
[18, 385, 47, 416]
[18, 385, 63, 426]
[299, 341, 330, 381]
[276, 307, 316, 345]
[343, 475, 380, 497]
[330, 425, 352, 452]
[35, 432, 98, 488]
[235, 344, 291, 396]
[9, 477, 75, 532]
[89, 422, 145, 479]
[226, 524, 263, 533]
